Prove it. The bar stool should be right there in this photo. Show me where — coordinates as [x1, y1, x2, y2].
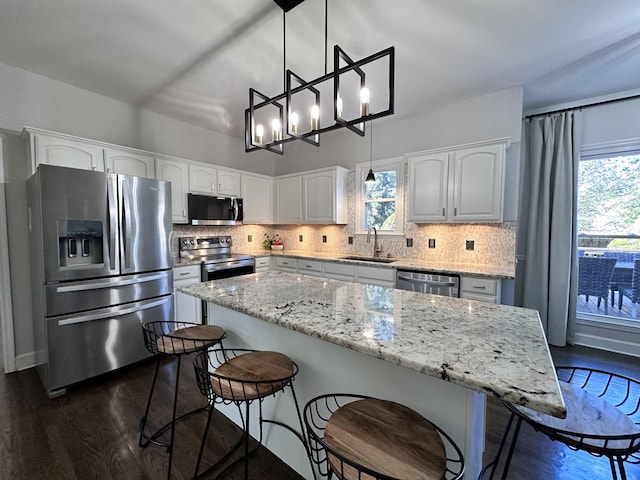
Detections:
[139, 321, 226, 480]
[303, 393, 465, 480]
[192, 347, 316, 480]
[480, 366, 640, 480]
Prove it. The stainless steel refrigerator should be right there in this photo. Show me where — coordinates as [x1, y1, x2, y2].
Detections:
[28, 164, 174, 397]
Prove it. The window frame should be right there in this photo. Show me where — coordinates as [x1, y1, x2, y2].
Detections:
[355, 156, 405, 237]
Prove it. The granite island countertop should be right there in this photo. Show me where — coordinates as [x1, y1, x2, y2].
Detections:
[178, 271, 565, 418]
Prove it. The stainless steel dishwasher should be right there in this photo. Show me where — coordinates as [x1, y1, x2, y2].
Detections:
[395, 269, 460, 297]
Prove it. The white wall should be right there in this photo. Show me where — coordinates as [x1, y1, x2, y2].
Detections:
[0, 61, 275, 175]
[581, 96, 640, 146]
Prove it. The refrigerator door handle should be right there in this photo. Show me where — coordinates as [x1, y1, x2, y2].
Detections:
[121, 177, 133, 269]
[55, 272, 169, 293]
[56, 297, 170, 326]
[106, 175, 118, 271]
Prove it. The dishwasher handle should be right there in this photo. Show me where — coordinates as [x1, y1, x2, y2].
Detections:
[396, 274, 456, 287]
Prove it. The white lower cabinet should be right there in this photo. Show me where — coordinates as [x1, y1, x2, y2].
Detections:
[254, 256, 271, 272]
[323, 262, 355, 282]
[355, 265, 395, 287]
[173, 265, 202, 322]
[460, 276, 501, 304]
[297, 259, 323, 277]
[273, 256, 297, 273]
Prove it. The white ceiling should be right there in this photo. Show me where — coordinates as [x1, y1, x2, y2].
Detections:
[1, 0, 639, 139]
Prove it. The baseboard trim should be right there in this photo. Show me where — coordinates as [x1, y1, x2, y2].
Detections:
[14, 351, 39, 371]
[573, 320, 640, 358]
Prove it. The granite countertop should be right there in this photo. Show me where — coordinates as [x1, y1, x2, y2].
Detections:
[232, 249, 515, 279]
[178, 271, 565, 418]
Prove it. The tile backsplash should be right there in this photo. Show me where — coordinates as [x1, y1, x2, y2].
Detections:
[173, 173, 516, 268]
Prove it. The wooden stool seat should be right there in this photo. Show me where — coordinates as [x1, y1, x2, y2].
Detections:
[211, 351, 295, 401]
[304, 394, 464, 480]
[324, 398, 446, 480]
[156, 324, 226, 355]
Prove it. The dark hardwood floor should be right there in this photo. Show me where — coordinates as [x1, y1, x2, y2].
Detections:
[0, 344, 638, 479]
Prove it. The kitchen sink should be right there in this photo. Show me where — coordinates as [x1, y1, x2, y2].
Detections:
[342, 255, 396, 264]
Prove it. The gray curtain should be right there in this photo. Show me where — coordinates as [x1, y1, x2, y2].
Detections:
[515, 111, 582, 346]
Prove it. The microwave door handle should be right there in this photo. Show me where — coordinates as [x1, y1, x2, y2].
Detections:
[106, 176, 117, 271]
[121, 178, 133, 269]
[232, 198, 239, 221]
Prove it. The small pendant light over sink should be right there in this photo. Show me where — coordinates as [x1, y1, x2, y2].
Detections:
[365, 121, 376, 184]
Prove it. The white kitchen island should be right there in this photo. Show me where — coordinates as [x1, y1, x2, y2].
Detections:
[178, 271, 565, 480]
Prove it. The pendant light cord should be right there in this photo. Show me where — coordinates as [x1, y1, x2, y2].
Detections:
[370, 121, 373, 167]
[324, 0, 328, 75]
[283, 9, 286, 90]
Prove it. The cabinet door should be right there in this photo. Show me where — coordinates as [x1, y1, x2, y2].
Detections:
[451, 144, 504, 222]
[156, 159, 189, 223]
[274, 176, 302, 224]
[302, 171, 335, 223]
[407, 152, 449, 222]
[34, 134, 104, 172]
[241, 174, 273, 224]
[105, 148, 155, 178]
[189, 164, 217, 194]
[218, 168, 241, 197]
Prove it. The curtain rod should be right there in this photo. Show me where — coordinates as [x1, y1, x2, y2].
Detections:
[525, 92, 640, 120]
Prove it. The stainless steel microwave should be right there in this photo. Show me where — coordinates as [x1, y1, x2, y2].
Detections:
[187, 194, 243, 226]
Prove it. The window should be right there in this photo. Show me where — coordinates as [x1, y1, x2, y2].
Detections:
[356, 157, 404, 235]
[577, 145, 640, 322]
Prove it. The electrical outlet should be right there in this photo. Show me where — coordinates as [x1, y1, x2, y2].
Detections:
[348, 236, 353, 244]
[428, 238, 436, 248]
[299, 234, 303, 242]
[406, 238, 413, 248]
[248, 234, 252, 242]
[322, 235, 327, 243]
[466, 240, 475, 251]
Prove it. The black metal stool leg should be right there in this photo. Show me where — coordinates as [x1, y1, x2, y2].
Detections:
[139, 357, 162, 447]
[165, 354, 182, 480]
[193, 404, 215, 479]
[289, 383, 318, 480]
[244, 401, 251, 480]
[500, 416, 524, 480]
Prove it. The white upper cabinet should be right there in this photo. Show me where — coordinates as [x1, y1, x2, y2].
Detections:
[274, 176, 302, 224]
[189, 165, 241, 197]
[104, 148, 155, 178]
[407, 152, 449, 222]
[28, 131, 104, 173]
[155, 158, 189, 223]
[275, 167, 348, 225]
[408, 139, 508, 223]
[302, 167, 348, 224]
[241, 173, 273, 224]
[189, 164, 217, 194]
[217, 168, 241, 197]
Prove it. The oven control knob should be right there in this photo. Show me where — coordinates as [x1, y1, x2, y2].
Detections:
[190, 240, 195, 245]
[220, 238, 227, 244]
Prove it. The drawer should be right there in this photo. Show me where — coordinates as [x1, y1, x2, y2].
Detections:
[255, 256, 271, 268]
[356, 265, 395, 283]
[324, 262, 356, 277]
[298, 259, 322, 273]
[460, 276, 498, 296]
[173, 265, 201, 281]
[274, 257, 296, 270]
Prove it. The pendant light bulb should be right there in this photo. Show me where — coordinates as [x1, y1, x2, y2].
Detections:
[272, 118, 281, 142]
[360, 87, 370, 116]
[255, 124, 264, 144]
[336, 95, 343, 118]
[290, 112, 299, 134]
[310, 105, 320, 130]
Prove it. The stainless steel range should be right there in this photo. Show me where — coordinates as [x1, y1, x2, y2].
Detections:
[179, 235, 255, 321]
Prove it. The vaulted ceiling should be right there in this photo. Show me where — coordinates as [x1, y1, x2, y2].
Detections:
[1, 0, 639, 139]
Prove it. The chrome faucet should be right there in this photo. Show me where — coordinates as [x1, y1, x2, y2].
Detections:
[367, 227, 383, 258]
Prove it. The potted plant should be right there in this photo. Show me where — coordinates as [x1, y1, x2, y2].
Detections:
[263, 233, 284, 250]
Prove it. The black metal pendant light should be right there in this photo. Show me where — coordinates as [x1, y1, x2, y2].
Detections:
[245, 0, 395, 154]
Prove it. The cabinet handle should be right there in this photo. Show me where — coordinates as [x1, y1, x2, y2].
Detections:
[442, 208, 445, 217]
[305, 264, 312, 268]
[472, 284, 486, 289]
[179, 272, 190, 276]
[212, 183, 215, 190]
[182, 209, 186, 217]
[282, 261, 288, 265]
[454, 207, 457, 216]
[219, 183, 222, 191]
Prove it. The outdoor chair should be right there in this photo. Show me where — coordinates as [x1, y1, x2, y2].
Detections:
[577, 257, 617, 314]
[618, 259, 640, 319]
